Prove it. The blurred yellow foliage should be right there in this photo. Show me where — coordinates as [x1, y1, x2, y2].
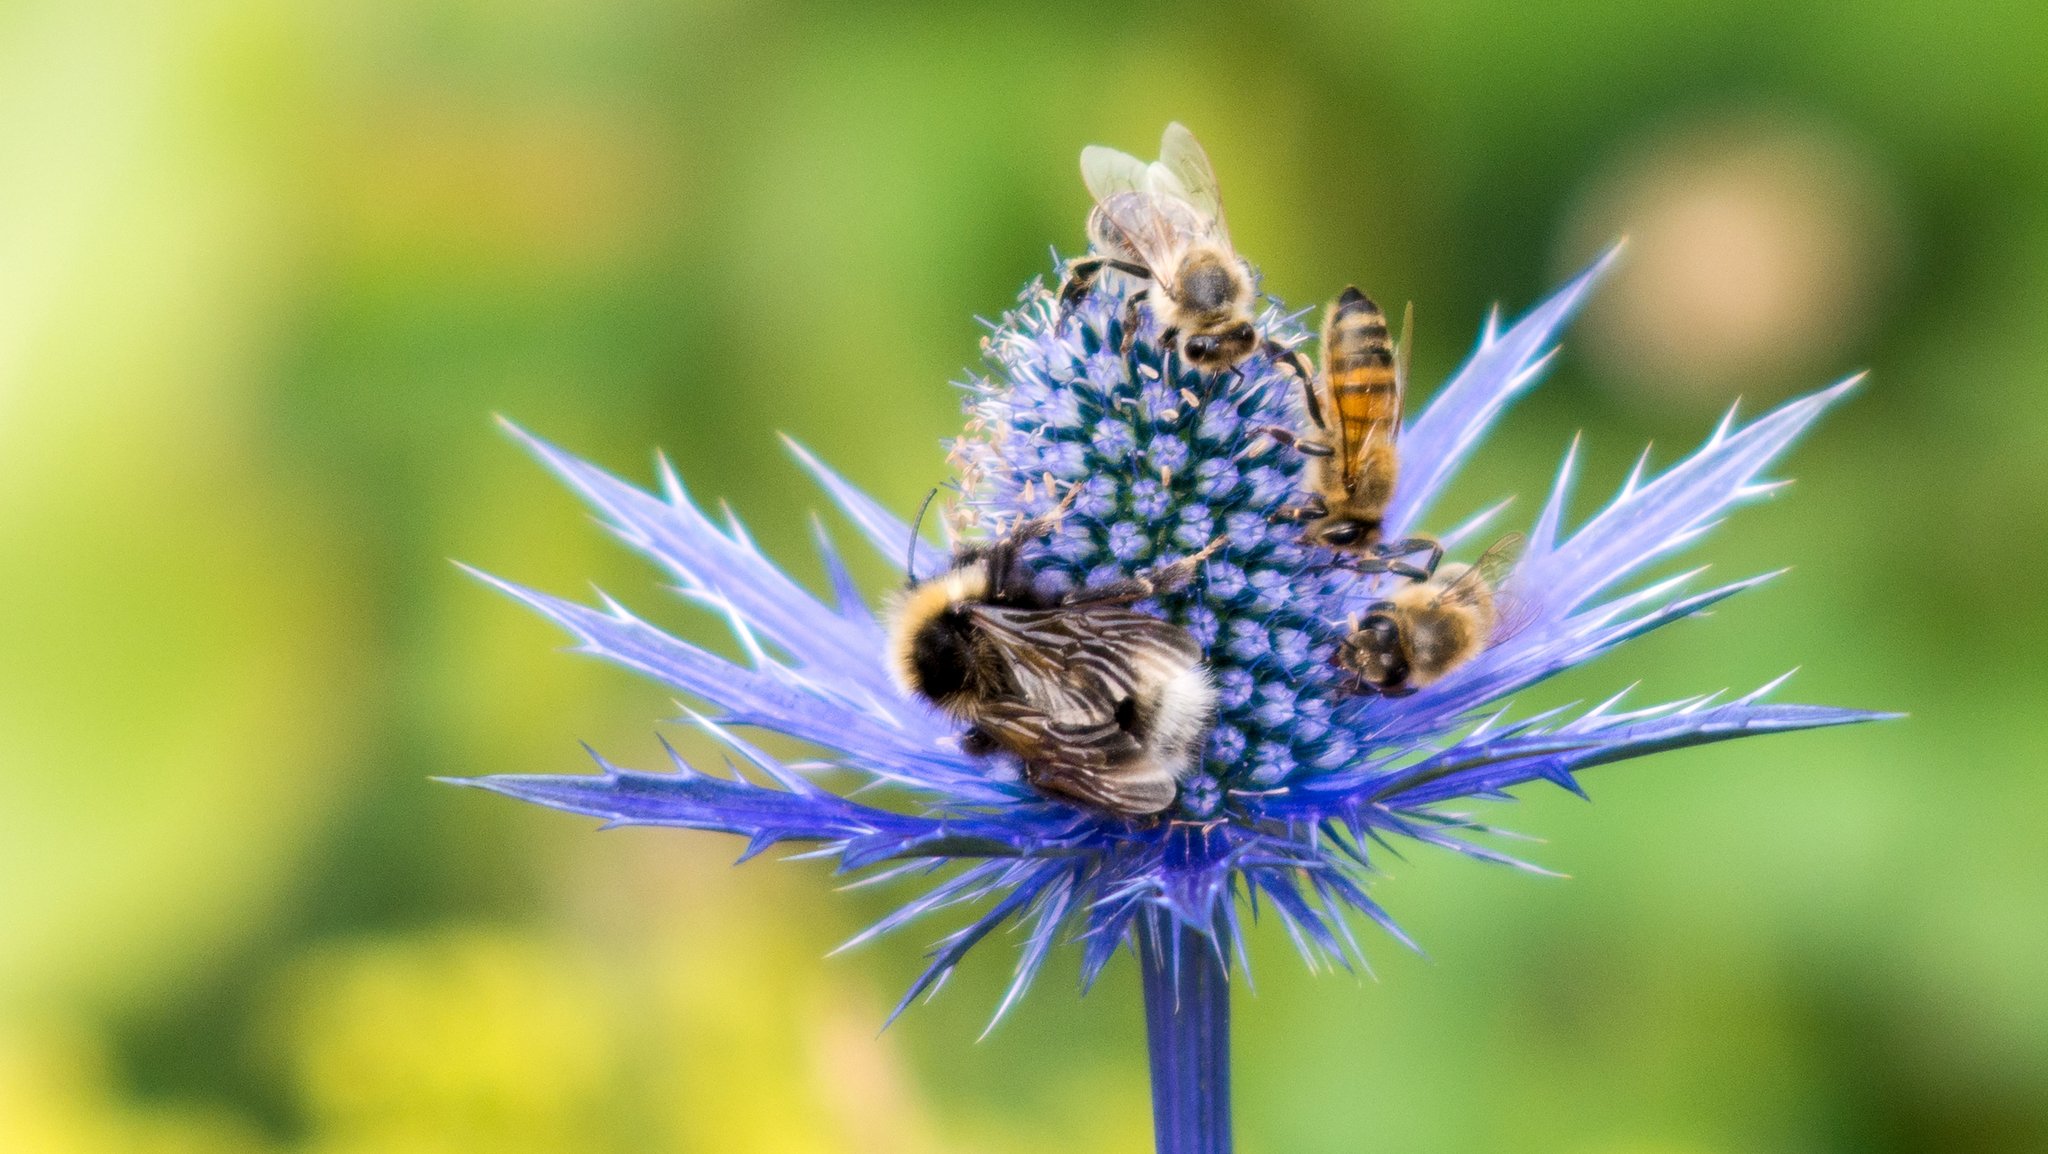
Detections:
[278, 932, 615, 1153]
[0, 1031, 269, 1154]
[0, 0, 2043, 1150]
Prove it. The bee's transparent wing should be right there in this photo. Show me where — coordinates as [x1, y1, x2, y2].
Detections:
[1394, 301, 1415, 407]
[1470, 532, 1525, 586]
[1437, 532, 1525, 609]
[1081, 144, 1188, 283]
[1154, 122, 1231, 249]
[1488, 586, 1541, 647]
[1080, 143, 1152, 207]
[1432, 533, 1530, 647]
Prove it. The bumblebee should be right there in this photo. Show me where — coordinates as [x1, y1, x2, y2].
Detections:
[889, 501, 1219, 817]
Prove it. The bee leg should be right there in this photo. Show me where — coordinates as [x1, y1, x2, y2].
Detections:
[1265, 341, 1312, 381]
[1004, 483, 1083, 544]
[1057, 257, 1105, 320]
[978, 487, 1084, 601]
[1064, 571, 1163, 606]
[1329, 552, 1428, 581]
[1255, 426, 1334, 457]
[1270, 501, 1327, 524]
[1064, 537, 1223, 606]
[1119, 290, 1153, 354]
[1372, 536, 1444, 580]
[1332, 670, 1380, 698]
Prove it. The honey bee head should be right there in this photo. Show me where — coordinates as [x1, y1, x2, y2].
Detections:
[1180, 321, 1257, 369]
[1339, 606, 1408, 690]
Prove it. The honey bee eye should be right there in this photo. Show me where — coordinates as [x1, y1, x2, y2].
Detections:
[1320, 522, 1366, 546]
[1184, 335, 1219, 361]
[1231, 323, 1255, 343]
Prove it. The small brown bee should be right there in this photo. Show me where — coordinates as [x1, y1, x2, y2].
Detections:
[1056, 123, 1275, 372]
[1336, 534, 1525, 696]
[887, 498, 1221, 818]
[1271, 288, 1442, 578]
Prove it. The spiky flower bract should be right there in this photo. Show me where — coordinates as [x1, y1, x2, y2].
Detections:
[456, 248, 1882, 1031]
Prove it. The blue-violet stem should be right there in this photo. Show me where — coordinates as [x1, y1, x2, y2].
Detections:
[1140, 909, 1232, 1154]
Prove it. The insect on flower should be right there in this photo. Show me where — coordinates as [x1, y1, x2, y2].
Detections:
[452, 127, 1889, 1154]
[1058, 122, 1279, 371]
[886, 490, 1221, 818]
[1269, 287, 1444, 577]
[1336, 532, 1528, 696]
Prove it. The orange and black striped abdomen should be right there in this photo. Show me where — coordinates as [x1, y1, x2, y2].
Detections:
[1320, 287, 1399, 486]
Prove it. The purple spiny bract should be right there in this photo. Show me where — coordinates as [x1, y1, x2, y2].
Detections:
[453, 246, 1886, 1025]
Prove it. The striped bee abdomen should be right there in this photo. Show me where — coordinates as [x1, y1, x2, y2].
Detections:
[1321, 287, 1398, 470]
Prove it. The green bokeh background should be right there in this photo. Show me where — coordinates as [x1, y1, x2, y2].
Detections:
[2, 1, 2041, 1151]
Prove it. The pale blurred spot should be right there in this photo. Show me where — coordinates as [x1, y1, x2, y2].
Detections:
[643, 912, 857, 1152]
[1560, 113, 1902, 412]
[809, 995, 956, 1154]
[0, 1028, 270, 1154]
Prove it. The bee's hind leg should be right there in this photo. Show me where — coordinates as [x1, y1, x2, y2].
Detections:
[1061, 257, 1152, 323]
[1265, 341, 1312, 381]
[1118, 288, 1153, 355]
[1330, 549, 1432, 583]
[1057, 257, 1106, 322]
[1269, 500, 1328, 525]
[1064, 536, 1224, 606]
[1254, 426, 1334, 457]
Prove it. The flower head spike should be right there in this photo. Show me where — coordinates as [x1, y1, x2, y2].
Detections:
[455, 245, 1887, 1032]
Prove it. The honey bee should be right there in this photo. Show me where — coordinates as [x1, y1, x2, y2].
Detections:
[1335, 534, 1525, 696]
[888, 498, 1220, 817]
[1270, 288, 1442, 578]
[1056, 123, 1278, 372]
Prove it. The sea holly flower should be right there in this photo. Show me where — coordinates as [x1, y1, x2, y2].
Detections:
[454, 245, 1886, 1154]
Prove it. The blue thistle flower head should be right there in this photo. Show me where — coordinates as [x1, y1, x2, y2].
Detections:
[456, 245, 1887, 1025]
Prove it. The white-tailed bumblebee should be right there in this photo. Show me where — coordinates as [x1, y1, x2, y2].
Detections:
[888, 501, 1218, 817]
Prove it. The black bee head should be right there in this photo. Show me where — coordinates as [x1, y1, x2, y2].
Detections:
[1341, 611, 1409, 689]
[908, 607, 977, 702]
[1184, 322, 1256, 369]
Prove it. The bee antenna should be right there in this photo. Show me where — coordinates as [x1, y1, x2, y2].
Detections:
[905, 488, 939, 586]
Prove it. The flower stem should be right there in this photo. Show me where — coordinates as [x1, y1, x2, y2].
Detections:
[1138, 909, 1232, 1154]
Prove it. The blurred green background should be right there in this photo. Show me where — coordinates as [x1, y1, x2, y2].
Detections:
[2, 0, 2041, 1151]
